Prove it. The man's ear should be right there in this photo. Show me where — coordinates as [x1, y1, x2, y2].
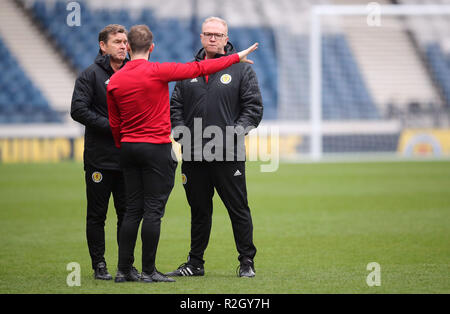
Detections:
[99, 41, 107, 55]
[127, 43, 131, 53]
[149, 43, 155, 54]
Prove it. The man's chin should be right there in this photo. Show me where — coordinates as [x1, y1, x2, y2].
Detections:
[206, 48, 220, 55]
[111, 55, 126, 63]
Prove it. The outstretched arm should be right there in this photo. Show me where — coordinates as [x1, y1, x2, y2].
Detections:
[158, 43, 259, 82]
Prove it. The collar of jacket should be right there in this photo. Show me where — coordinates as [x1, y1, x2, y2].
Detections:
[194, 41, 236, 61]
[94, 49, 129, 73]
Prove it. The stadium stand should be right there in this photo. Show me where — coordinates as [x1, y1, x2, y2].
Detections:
[1, 0, 448, 126]
[0, 0, 75, 123]
[0, 36, 61, 123]
[399, 0, 450, 108]
[322, 33, 379, 120]
[28, 0, 197, 69]
[22, 0, 280, 118]
[264, 0, 380, 120]
[331, 0, 442, 124]
[426, 43, 450, 106]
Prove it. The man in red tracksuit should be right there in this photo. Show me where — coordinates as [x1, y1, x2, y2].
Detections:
[107, 24, 258, 283]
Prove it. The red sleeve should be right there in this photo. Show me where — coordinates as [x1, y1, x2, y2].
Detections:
[107, 87, 121, 149]
[157, 53, 240, 82]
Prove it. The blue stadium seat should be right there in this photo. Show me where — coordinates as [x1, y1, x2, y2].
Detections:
[27, 1, 382, 121]
[321, 34, 379, 120]
[0, 35, 60, 124]
[426, 43, 450, 107]
[28, 1, 279, 119]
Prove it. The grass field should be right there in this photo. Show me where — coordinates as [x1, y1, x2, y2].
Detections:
[0, 161, 449, 294]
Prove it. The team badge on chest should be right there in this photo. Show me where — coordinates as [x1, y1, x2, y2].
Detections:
[92, 171, 103, 183]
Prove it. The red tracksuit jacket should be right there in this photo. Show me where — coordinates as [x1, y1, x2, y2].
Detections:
[107, 53, 240, 148]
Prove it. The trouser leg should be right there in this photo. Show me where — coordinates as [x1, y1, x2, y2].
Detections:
[140, 143, 176, 273]
[117, 144, 144, 272]
[181, 161, 214, 266]
[112, 171, 127, 245]
[118, 143, 176, 274]
[117, 165, 143, 272]
[111, 170, 134, 269]
[85, 166, 112, 269]
[212, 161, 257, 262]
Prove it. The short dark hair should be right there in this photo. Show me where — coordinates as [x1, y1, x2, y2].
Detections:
[98, 24, 127, 43]
[128, 25, 154, 54]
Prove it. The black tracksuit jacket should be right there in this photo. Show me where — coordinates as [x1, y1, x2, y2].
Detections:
[170, 42, 263, 161]
[71, 51, 128, 170]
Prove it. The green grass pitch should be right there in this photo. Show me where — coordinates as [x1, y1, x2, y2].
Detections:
[0, 161, 449, 294]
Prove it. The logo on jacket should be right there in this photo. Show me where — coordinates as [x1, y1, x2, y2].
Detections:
[190, 78, 198, 83]
[92, 171, 103, 183]
[181, 173, 187, 185]
[234, 170, 242, 176]
[220, 74, 232, 85]
[104, 79, 110, 85]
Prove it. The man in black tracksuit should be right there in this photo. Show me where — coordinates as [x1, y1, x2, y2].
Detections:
[70, 24, 136, 280]
[167, 17, 263, 278]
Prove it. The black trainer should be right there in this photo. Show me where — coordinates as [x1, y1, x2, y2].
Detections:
[130, 266, 141, 280]
[114, 267, 141, 283]
[94, 262, 112, 280]
[238, 258, 255, 278]
[165, 262, 205, 277]
[141, 270, 175, 283]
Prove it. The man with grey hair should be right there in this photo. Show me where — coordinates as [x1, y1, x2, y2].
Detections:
[168, 17, 263, 278]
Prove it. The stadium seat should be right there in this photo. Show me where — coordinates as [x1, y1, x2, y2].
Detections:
[321, 34, 380, 120]
[24, 0, 391, 121]
[0, 36, 60, 124]
[425, 43, 450, 107]
[27, 1, 279, 119]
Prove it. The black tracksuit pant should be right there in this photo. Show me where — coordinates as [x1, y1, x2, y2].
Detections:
[84, 165, 127, 269]
[118, 142, 177, 274]
[181, 161, 257, 266]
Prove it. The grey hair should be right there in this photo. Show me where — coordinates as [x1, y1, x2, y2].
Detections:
[202, 16, 228, 35]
